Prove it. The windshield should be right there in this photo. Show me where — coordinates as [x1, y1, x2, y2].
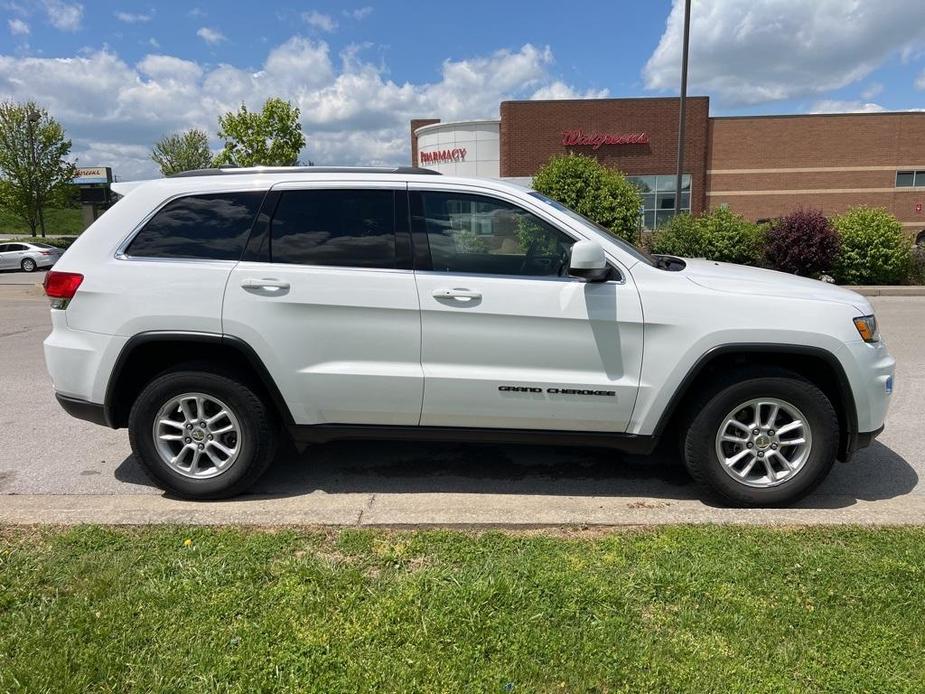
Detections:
[528, 191, 655, 267]
[30, 243, 55, 249]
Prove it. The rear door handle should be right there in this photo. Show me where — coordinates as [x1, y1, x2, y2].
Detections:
[241, 278, 290, 292]
[432, 288, 481, 300]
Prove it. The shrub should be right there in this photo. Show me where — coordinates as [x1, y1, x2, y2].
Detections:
[532, 154, 642, 243]
[906, 244, 925, 285]
[647, 213, 699, 256]
[832, 207, 910, 285]
[765, 208, 840, 277]
[649, 207, 764, 265]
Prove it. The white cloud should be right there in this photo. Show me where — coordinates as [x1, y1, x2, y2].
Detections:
[861, 83, 884, 100]
[115, 10, 153, 24]
[302, 10, 337, 33]
[196, 26, 225, 45]
[42, 0, 82, 31]
[917, 70, 925, 90]
[644, 0, 925, 107]
[0, 40, 594, 180]
[531, 81, 609, 101]
[345, 6, 373, 21]
[8, 18, 28, 35]
[809, 100, 886, 114]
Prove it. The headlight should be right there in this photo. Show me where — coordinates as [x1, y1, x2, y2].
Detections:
[853, 315, 879, 343]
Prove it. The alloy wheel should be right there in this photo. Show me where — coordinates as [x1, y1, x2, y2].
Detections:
[714, 397, 812, 488]
[152, 392, 242, 479]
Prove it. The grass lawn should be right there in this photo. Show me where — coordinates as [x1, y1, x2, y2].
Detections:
[1, 526, 923, 693]
[0, 207, 83, 236]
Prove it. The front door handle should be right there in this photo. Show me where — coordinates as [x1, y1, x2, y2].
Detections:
[432, 288, 482, 301]
[241, 278, 290, 292]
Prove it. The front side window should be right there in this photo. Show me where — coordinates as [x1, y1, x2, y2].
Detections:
[269, 189, 397, 269]
[126, 192, 264, 260]
[416, 191, 575, 277]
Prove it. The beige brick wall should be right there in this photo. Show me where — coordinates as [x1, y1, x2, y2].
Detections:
[707, 113, 925, 235]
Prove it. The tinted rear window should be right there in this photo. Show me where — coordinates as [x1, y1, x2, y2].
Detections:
[126, 192, 264, 260]
[270, 189, 397, 268]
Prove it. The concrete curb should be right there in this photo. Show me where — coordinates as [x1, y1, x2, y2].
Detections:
[849, 286, 925, 296]
[3, 493, 925, 527]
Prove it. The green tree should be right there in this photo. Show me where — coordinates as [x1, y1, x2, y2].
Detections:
[532, 153, 642, 243]
[0, 101, 75, 237]
[151, 129, 212, 176]
[832, 206, 911, 285]
[213, 98, 305, 167]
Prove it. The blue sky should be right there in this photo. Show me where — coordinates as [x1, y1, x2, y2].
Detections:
[3, 1, 664, 94]
[2, 0, 925, 179]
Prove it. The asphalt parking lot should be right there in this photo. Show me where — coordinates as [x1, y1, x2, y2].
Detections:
[1, 281, 923, 525]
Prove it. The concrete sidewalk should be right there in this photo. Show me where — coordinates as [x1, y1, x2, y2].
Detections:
[4, 492, 925, 526]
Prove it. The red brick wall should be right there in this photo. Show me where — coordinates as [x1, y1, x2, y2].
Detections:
[708, 113, 925, 236]
[410, 119, 440, 166]
[499, 97, 711, 214]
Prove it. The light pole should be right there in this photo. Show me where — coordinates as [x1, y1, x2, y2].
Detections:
[26, 107, 44, 237]
[674, 0, 692, 216]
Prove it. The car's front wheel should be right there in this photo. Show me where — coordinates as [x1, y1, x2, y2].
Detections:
[129, 370, 277, 499]
[682, 371, 838, 507]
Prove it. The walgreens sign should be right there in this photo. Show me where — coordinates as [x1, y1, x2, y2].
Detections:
[420, 147, 467, 165]
[561, 130, 649, 150]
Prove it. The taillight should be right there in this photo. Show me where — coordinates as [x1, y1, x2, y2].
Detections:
[43, 271, 83, 309]
[39, 251, 53, 256]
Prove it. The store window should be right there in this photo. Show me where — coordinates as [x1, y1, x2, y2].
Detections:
[896, 171, 925, 187]
[628, 174, 691, 229]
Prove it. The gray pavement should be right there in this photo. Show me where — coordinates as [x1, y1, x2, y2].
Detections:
[1, 284, 923, 525]
[0, 270, 46, 285]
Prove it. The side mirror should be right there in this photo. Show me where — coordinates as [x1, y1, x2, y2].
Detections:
[568, 240, 610, 282]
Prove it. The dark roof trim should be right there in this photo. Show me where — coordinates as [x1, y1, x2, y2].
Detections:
[168, 166, 441, 178]
[501, 96, 710, 105]
[710, 110, 925, 121]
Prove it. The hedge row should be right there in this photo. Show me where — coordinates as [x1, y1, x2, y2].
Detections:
[645, 206, 916, 285]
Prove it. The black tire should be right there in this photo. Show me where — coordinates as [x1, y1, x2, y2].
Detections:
[21, 258, 36, 272]
[682, 371, 838, 507]
[128, 370, 277, 499]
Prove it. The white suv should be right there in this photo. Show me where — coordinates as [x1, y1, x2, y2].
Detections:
[43, 167, 894, 506]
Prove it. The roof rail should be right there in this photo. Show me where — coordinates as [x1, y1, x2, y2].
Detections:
[168, 166, 441, 178]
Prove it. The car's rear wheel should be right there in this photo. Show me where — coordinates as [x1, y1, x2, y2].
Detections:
[21, 258, 36, 272]
[682, 372, 838, 507]
[129, 370, 277, 499]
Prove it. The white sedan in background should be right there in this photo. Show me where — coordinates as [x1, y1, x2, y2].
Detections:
[0, 241, 64, 272]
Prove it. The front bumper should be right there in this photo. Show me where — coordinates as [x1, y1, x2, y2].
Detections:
[856, 424, 884, 450]
[839, 339, 895, 435]
[842, 424, 884, 461]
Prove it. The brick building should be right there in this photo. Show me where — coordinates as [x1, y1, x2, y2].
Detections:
[411, 97, 925, 241]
